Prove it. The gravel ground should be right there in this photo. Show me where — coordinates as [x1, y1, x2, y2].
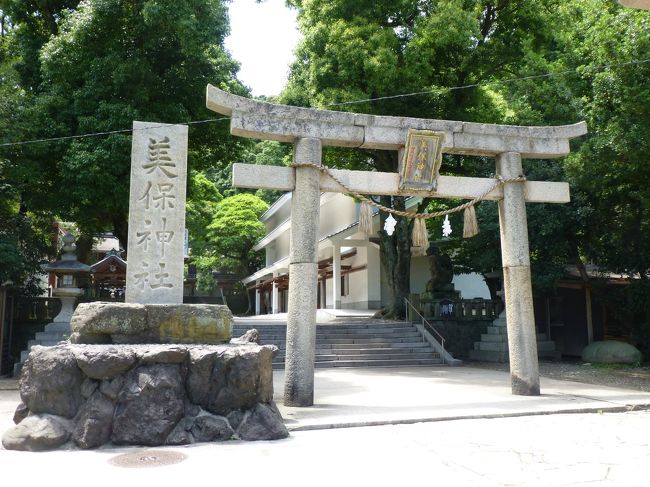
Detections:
[468, 359, 650, 392]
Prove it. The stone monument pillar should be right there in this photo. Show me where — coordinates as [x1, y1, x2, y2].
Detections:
[496, 151, 540, 395]
[125, 121, 188, 304]
[284, 137, 322, 407]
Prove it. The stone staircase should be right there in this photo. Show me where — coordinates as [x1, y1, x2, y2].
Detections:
[232, 319, 444, 369]
[469, 312, 561, 363]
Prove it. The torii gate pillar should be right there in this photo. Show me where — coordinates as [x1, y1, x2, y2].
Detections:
[497, 152, 539, 395]
[285, 137, 322, 406]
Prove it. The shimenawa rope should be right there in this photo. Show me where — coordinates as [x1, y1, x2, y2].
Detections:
[290, 162, 526, 242]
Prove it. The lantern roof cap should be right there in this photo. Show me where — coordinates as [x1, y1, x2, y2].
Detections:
[42, 232, 92, 274]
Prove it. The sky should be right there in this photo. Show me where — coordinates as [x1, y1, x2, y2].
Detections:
[224, 0, 302, 97]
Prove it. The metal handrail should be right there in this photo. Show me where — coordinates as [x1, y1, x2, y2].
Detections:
[404, 297, 446, 364]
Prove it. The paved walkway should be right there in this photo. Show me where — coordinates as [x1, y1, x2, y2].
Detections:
[234, 308, 380, 323]
[274, 366, 650, 430]
[1, 366, 650, 486]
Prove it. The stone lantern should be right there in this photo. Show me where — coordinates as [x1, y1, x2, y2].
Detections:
[42, 232, 91, 327]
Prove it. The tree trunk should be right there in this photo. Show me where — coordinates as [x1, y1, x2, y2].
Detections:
[113, 214, 129, 251]
[372, 151, 413, 319]
[378, 195, 413, 319]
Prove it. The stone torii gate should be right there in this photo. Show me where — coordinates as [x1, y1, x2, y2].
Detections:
[206, 85, 587, 406]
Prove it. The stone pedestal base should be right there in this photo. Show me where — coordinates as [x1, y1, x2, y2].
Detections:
[70, 302, 233, 344]
[2, 342, 288, 451]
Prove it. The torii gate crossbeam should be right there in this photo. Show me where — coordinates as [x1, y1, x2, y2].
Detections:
[206, 85, 588, 406]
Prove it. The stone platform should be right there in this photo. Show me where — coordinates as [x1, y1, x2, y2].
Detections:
[69, 302, 233, 344]
[2, 342, 288, 451]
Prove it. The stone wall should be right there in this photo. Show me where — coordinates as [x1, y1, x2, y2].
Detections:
[2, 342, 288, 451]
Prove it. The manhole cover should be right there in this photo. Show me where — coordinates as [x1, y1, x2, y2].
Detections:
[109, 450, 187, 468]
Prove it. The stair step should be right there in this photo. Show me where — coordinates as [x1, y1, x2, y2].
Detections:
[486, 326, 508, 335]
[474, 342, 509, 352]
[251, 331, 424, 341]
[263, 341, 431, 350]
[273, 358, 444, 369]
[42, 322, 71, 333]
[274, 351, 439, 361]
[34, 332, 68, 341]
[316, 346, 433, 355]
[480, 333, 508, 343]
[319, 358, 443, 367]
[469, 349, 509, 363]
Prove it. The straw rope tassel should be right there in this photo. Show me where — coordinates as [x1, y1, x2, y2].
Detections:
[359, 201, 374, 234]
[463, 205, 479, 238]
[412, 217, 430, 248]
[290, 163, 524, 240]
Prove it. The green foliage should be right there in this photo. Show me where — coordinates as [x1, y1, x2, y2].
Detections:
[0, 210, 49, 294]
[186, 170, 223, 258]
[0, 19, 51, 292]
[283, 0, 563, 317]
[2, 0, 247, 249]
[199, 193, 268, 281]
[561, 3, 650, 279]
[0, 161, 49, 294]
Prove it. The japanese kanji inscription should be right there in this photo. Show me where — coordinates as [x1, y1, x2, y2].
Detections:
[125, 121, 188, 304]
[399, 129, 445, 192]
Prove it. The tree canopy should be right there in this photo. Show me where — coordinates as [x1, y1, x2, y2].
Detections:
[282, 0, 567, 317]
[1, 0, 649, 342]
[0, 0, 247, 251]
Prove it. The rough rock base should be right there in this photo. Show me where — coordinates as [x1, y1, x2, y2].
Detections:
[2, 342, 288, 451]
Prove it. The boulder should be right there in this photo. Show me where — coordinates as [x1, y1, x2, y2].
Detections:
[70, 302, 233, 344]
[186, 344, 277, 415]
[226, 409, 246, 430]
[139, 345, 188, 364]
[70, 302, 147, 338]
[20, 345, 83, 418]
[582, 340, 642, 364]
[13, 402, 29, 425]
[73, 391, 115, 449]
[111, 364, 185, 445]
[73, 346, 137, 379]
[145, 304, 233, 344]
[237, 402, 289, 441]
[190, 414, 234, 442]
[99, 376, 124, 400]
[2, 414, 72, 451]
[165, 417, 195, 445]
[230, 328, 260, 345]
[80, 377, 99, 399]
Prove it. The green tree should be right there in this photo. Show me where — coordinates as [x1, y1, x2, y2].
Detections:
[0, 11, 51, 293]
[185, 170, 223, 259]
[0, 165, 50, 294]
[1, 0, 247, 251]
[559, 2, 650, 352]
[283, 0, 561, 317]
[193, 193, 268, 309]
[450, 1, 650, 355]
[203, 193, 268, 276]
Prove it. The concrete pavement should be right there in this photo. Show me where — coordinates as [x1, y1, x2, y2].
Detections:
[1, 366, 650, 487]
[274, 366, 650, 431]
